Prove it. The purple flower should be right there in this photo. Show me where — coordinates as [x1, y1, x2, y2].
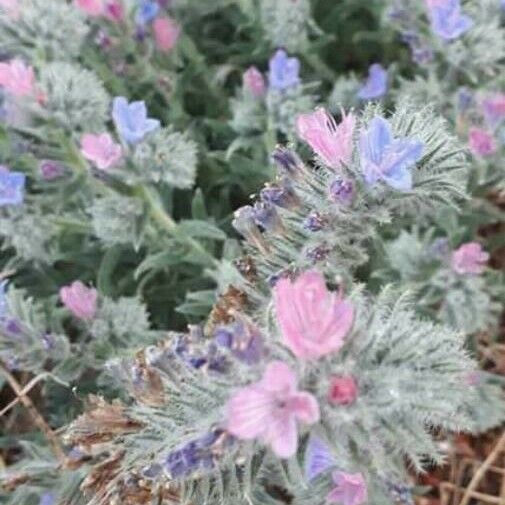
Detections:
[163, 430, 227, 478]
[329, 178, 355, 206]
[305, 435, 336, 481]
[271, 146, 303, 177]
[268, 49, 300, 91]
[303, 212, 327, 232]
[357, 64, 388, 100]
[426, 0, 473, 41]
[428, 237, 450, 259]
[39, 493, 56, 505]
[260, 180, 299, 209]
[457, 87, 473, 113]
[112, 96, 160, 145]
[252, 202, 284, 233]
[481, 94, 505, 128]
[39, 160, 65, 180]
[0, 167, 25, 205]
[359, 116, 423, 191]
[0, 280, 8, 318]
[214, 320, 263, 364]
[135, 0, 159, 25]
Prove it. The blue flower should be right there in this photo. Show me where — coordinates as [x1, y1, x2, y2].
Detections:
[268, 49, 300, 91]
[135, 0, 160, 26]
[304, 435, 336, 481]
[0, 168, 25, 206]
[427, 0, 473, 41]
[357, 64, 388, 100]
[112, 96, 160, 145]
[39, 493, 56, 505]
[359, 116, 423, 191]
[0, 280, 8, 318]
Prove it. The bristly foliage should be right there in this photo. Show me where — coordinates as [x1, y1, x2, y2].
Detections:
[0, 0, 88, 61]
[38, 62, 110, 133]
[63, 285, 475, 505]
[61, 100, 490, 505]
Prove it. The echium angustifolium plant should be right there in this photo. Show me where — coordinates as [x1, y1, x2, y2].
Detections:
[60, 102, 498, 505]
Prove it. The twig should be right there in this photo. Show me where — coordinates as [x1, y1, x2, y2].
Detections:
[459, 432, 505, 505]
[0, 361, 66, 463]
[0, 372, 53, 417]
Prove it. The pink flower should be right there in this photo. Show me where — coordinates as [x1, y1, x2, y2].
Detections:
[243, 66, 266, 98]
[468, 127, 497, 158]
[327, 471, 368, 505]
[328, 376, 358, 406]
[0, 0, 20, 19]
[60, 281, 98, 321]
[226, 361, 319, 458]
[104, 0, 124, 22]
[80, 133, 122, 170]
[153, 16, 181, 53]
[75, 0, 104, 16]
[0, 60, 35, 97]
[273, 270, 354, 360]
[296, 108, 355, 170]
[482, 94, 505, 128]
[451, 242, 489, 275]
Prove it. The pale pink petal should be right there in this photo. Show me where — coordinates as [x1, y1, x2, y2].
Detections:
[274, 270, 354, 359]
[296, 109, 355, 170]
[261, 360, 297, 394]
[290, 392, 320, 424]
[227, 385, 272, 439]
[328, 471, 368, 505]
[264, 412, 298, 458]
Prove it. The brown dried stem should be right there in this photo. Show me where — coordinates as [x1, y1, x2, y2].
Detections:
[0, 361, 66, 463]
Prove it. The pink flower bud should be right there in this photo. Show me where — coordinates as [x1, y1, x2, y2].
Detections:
[328, 375, 358, 405]
[60, 281, 98, 321]
[153, 16, 181, 53]
[243, 66, 266, 98]
[468, 127, 497, 158]
[451, 242, 489, 275]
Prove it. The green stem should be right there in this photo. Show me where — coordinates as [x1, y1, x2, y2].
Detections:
[135, 185, 219, 268]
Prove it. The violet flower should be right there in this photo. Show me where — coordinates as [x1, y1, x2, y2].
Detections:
[0, 167, 25, 206]
[357, 64, 388, 100]
[359, 116, 423, 191]
[112, 96, 160, 145]
[135, 0, 159, 25]
[268, 49, 300, 91]
[426, 0, 473, 41]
